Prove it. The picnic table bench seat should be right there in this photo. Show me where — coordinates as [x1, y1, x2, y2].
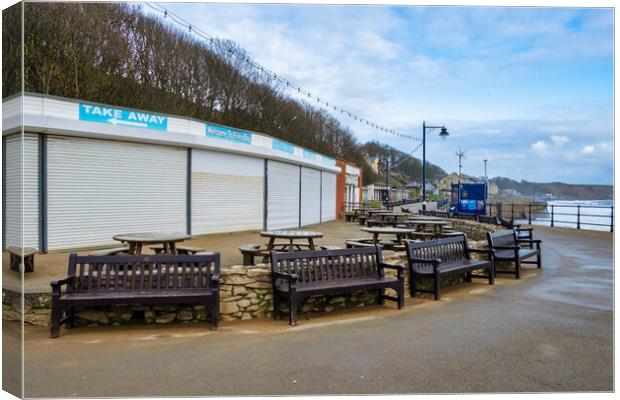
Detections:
[344, 211, 358, 222]
[88, 246, 130, 256]
[239, 244, 269, 266]
[7, 246, 37, 273]
[270, 245, 405, 325]
[150, 244, 206, 255]
[50, 253, 220, 338]
[405, 236, 494, 300]
[487, 229, 541, 279]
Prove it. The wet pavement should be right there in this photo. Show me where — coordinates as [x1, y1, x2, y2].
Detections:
[3, 226, 613, 396]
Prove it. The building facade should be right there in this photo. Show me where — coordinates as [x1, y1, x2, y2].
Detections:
[2, 93, 341, 252]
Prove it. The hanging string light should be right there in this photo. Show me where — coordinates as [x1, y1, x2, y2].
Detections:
[144, 2, 419, 142]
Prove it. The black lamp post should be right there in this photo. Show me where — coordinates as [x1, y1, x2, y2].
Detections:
[422, 121, 449, 210]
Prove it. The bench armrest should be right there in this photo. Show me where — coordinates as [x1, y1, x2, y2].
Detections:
[516, 227, 533, 232]
[272, 271, 298, 282]
[210, 273, 220, 286]
[379, 262, 405, 279]
[490, 246, 520, 251]
[50, 276, 75, 295]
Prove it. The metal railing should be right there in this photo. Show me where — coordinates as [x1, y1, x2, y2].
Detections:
[485, 203, 614, 232]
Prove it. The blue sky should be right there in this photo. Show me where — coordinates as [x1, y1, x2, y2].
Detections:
[146, 4, 613, 184]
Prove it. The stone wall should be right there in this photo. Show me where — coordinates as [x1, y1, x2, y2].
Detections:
[2, 233, 499, 327]
[446, 219, 504, 241]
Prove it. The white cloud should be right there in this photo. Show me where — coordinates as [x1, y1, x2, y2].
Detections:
[550, 134, 570, 146]
[582, 145, 595, 154]
[531, 140, 549, 153]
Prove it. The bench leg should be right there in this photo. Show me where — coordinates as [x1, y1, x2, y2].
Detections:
[465, 271, 472, 283]
[66, 307, 75, 328]
[398, 281, 405, 309]
[50, 300, 61, 338]
[289, 294, 297, 326]
[433, 272, 441, 300]
[210, 300, 219, 329]
[377, 288, 385, 305]
[272, 291, 281, 320]
[515, 259, 521, 279]
[409, 272, 417, 297]
[537, 250, 542, 269]
[488, 266, 495, 285]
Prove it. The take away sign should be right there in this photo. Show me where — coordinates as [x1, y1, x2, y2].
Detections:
[79, 103, 168, 131]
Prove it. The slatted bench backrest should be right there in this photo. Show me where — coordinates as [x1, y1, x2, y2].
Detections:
[67, 253, 220, 292]
[487, 230, 518, 248]
[405, 236, 470, 263]
[477, 215, 499, 225]
[270, 246, 383, 285]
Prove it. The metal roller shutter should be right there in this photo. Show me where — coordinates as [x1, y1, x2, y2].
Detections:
[4, 134, 39, 249]
[46, 136, 186, 250]
[267, 160, 300, 230]
[192, 149, 264, 235]
[300, 167, 321, 226]
[321, 172, 337, 222]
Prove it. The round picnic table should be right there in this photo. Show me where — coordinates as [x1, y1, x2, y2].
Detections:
[406, 220, 451, 236]
[112, 232, 190, 255]
[360, 226, 416, 245]
[260, 230, 324, 253]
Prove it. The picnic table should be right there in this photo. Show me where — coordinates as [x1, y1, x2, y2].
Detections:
[360, 226, 416, 246]
[405, 220, 451, 236]
[112, 232, 190, 255]
[260, 230, 323, 253]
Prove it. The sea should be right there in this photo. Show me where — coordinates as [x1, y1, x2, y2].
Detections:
[516, 199, 614, 232]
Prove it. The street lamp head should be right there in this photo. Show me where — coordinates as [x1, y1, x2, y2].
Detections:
[439, 126, 449, 140]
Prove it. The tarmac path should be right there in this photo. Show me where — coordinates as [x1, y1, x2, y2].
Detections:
[4, 226, 613, 396]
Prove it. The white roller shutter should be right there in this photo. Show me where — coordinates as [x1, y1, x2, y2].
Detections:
[300, 167, 321, 226]
[47, 136, 186, 250]
[192, 149, 264, 235]
[321, 172, 337, 222]
[4, 134, 39, 250]
[267, 160, 300, 230]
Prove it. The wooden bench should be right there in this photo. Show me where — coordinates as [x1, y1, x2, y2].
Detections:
[477, 215, 499, 225]
[150, 244, 206, 255]
[486, 230, 541, 279]
[88, 246, 130, 256]
[50, 253, 220, 338]
[7, 246, 37, 273]
[404, 236, 494, 300]
[270, 245, 405, 325]
[454, 212, 477, 220]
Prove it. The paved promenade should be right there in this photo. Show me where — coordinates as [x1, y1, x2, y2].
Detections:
[3, 226, 612, 396]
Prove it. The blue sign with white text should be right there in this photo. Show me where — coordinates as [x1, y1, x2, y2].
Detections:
[323, 156, 336, 166]
[303, 149, 317, 160]
[205, 123, 252, 144]
[79, 103, 168, 131]
[272, 139, 294, 153]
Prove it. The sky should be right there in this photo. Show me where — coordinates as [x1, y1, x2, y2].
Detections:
[145, 3, 613, 184]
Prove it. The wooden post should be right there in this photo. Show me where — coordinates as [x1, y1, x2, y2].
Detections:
[528, 204, 532, 224]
